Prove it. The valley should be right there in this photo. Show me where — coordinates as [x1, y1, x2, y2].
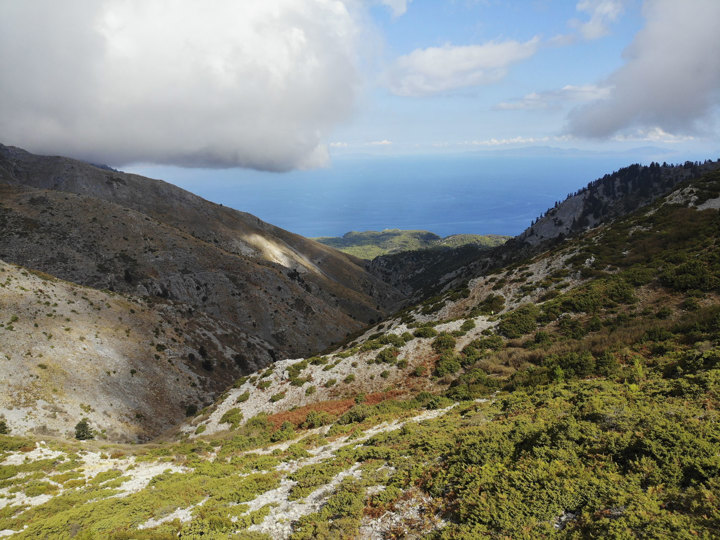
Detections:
[1, 152, 720, 538]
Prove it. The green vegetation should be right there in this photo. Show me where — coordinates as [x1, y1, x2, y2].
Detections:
[498, 303, 541, 338]
[413, 326, 438, 338]
[74, 419, 93, 440]
[219, 408, 244, 429]
[313, 229, 509, 259]
[2, 167, 720, 538]
[471, 293, 505, 316]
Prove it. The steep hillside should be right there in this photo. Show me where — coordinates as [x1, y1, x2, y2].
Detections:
[0, 144, 405, 358]
[314, 229, 509, 259]
[0, 259, 274, 442]
[518, 159, 720, 246]
[369, 160, 720, 300]
[1, 167, 718, 538]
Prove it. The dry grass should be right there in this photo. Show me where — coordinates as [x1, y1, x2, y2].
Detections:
[266, 391, 404, 429]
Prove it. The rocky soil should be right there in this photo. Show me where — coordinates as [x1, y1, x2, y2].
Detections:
[0, 259, 272, 442]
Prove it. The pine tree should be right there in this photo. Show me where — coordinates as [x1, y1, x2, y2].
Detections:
[75, 418, 93, 440]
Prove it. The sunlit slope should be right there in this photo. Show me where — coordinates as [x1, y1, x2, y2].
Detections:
[315, 229, 509, 259]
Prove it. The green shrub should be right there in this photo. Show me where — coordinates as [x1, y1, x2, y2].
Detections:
[375, 347, 399, 364]
[413, 327, 438, 338]
[661, 259, 719, 292]
[432, 333, 456, 353]
[324, 379, 337, 388]
[473, 294, 505, 315]
[270, 421, 295, 442]
[220, 408, 244, 429]
[378, 333, 405, 347]
[233, 376, 249, 388]
[446, 368, 499, 400]
[542, 351, 596, 379]
[337, 405, 372, 425]
[595, 351, 620, 376]
[498, 304, 540, 338]
[236, 391, 250, 403]
[343, 374, 356, 384]
[270, 392, 286, 403]
[543, 277, 635, 318]
[302, 410, 334, 429]
[558, 316, 587, 339]
[435, 352, 462, 377]
[460, 319, 476, 332]
[469, 335, 504, 351]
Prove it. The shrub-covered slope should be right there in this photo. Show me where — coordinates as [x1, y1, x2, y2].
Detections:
[1, 168, 719, 537]
[369, 160, 720, 300]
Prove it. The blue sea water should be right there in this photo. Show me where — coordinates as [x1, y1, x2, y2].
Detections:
[129, 151, 675, 238]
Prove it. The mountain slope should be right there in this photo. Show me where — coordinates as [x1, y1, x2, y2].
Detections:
[1, 166, 719, 538]
[0, 144, 405, 358]
[0, 259, 274, 442]
[368, 159, 720, 299]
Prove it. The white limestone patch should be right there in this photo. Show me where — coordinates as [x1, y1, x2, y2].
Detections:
[697, 196, 720, 211]
[247, 464, 362, 539]
[358, 488, 446, 539]
[138, 498, 208, 529]
[1, 442, 63, 466]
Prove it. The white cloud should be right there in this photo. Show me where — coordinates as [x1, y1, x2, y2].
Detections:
[379, 0, 411, 17]
[0, 0, 362, 171]
[612, 127, 696, 143]
[571, 0, 625, 40]
[386, 38, 540, 97]
[568, 0, 720, 138]
[367, 139, 393, 146]
[496, 84, 611, 111]
[329, 141, 349, 148]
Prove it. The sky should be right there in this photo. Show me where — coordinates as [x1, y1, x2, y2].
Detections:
[1, 0, 719, 234]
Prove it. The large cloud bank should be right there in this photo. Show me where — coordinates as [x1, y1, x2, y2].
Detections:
[0, 1, 360, 171]
[568, 0, 720, 138]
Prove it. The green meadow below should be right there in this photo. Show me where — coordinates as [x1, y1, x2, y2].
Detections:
[314, 229, 510, 259]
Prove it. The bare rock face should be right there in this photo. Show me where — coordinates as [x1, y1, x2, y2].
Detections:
[0, 144, 405, 359]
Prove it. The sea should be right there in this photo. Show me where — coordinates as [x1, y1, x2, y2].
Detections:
[128, 149, 688, 238]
